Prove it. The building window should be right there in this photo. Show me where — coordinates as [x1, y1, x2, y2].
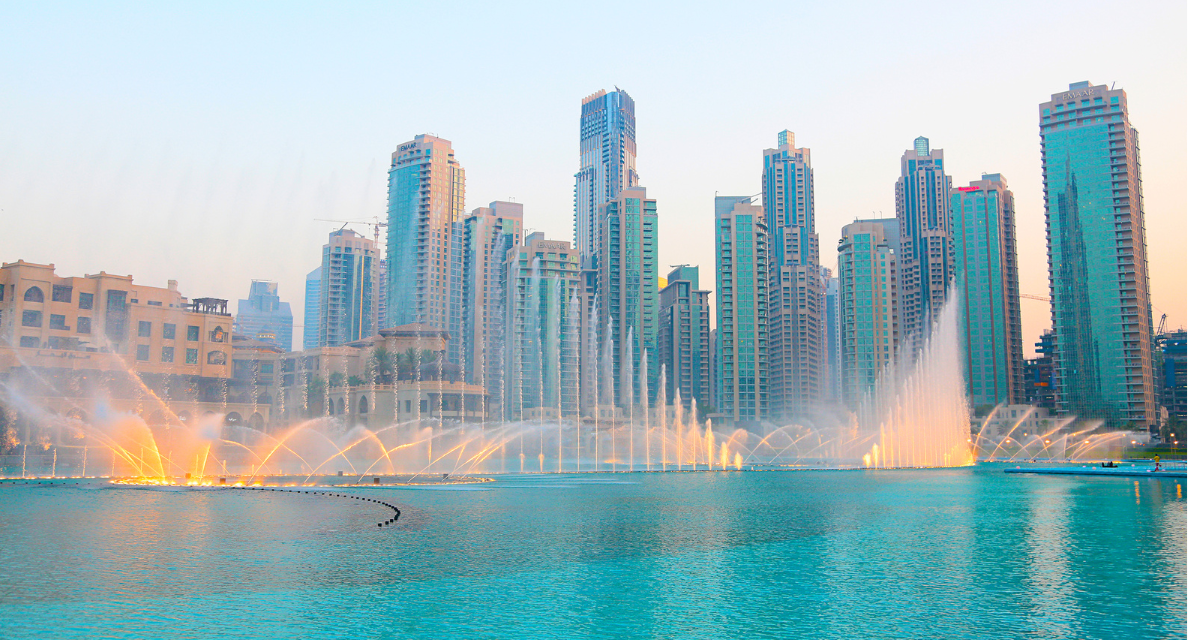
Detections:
[0, 285, 4, 302]
[79, 292, 93, 310]
[136, 345, 150, 361]
[77, 317, 91, 334]
[49, 314, 67, 330]
[405, 400, 412, 413]
[163, 323, 176, 340]
[21, 310, 42, 327]
[19, 336, 39, 348]
[52, 285, 72, 303]
[161, 346, 174, 363]
[187, 325, 200, 341]
[138, 321, 151, 337]
[186, 348, 198, 364]
[210, 326, 227, 343]
[24, 287, 44, 303]
[261, 363, 274, 374]
[207, 350, 227, 365]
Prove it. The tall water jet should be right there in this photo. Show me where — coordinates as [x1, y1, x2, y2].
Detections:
[850, 286, 973, 468]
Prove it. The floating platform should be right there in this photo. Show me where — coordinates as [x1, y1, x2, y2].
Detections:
[1005, 466, 1186, 479]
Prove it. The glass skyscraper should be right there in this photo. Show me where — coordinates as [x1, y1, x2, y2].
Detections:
[574, 88, 637, 264]
[949, 174, 1024, 410]
[460, 201, 523, 416]
[318, 229, 379, 347]
[303, 267, 321, 350]
[837, 219, 900, 406]
[658, 265, 711, 409]
[762, 130, 823, 419]
[235, 280, 293, 352]
[385, 134, 466, 340]
[503, 233, 581, 420]
[598, 187, 658, 410]
[714, 196, 769, 423]
[1040, 81, 1155, 428]
[895, 137, 953, 346]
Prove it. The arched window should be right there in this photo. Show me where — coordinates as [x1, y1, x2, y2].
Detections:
[358, 396, 369, 414]
[24, 286, 44, 303]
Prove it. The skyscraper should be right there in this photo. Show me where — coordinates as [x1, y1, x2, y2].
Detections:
[949, 174, 1024, 409]
[574, 88, 637, 264]
[896, 137, 953, 345]
[303, 267, 321, 350]
[460, 201, 524, 415]
[504, 232, 581, 420]
[658, 265, 711, 409]
[1040, 81, 1155, 428]
[837, 219, 900, 406]
[598, 186, 658, 411]
[714, 196, 769, 423]
[385, 134, 466, 340]
[235, 280, 293, 352]
[763, 130, 822, 419]
[318, 229, 379, 347]
[820, 267, 841, 404]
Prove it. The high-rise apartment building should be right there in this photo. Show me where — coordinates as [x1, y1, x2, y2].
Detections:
[949, 174, 1024, 409]
[385, 134, 466, 341]
[460, 202, 524, 415]
[574, 88, 637, 264]
[1040, 81, 1155, 428]
[837, 219, 900, 406]
[303, 267, 320, 350]
[896, 137, 954, 345]
[235, 280, 293, 352]
[820, 267, 841, 404]
[1024, 330, 1056, 411]
[504, 233, 581, 420]
[318, 229, 379, 347]
[658, 265, 711, 409]
[763, 130, 822, 419]
[714, 196, 769, 423]
[598, 187, 658, 411]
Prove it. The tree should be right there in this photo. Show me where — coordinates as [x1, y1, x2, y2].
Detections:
[328, 371, 346, 388]
[371, 347, 395, 383]
[347, 375, 367, 387]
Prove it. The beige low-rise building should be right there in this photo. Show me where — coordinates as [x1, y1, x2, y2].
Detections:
[0, 260, 252, 445]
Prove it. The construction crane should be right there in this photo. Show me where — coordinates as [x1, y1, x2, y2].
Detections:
[1020, 293, 1051, 303]
[313, 217, 388, 244]
[1157, 313, 1167, 336]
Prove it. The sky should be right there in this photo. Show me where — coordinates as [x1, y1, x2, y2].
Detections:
[0, 1, 1187, 356]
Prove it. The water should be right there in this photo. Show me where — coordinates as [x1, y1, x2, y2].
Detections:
[0, 466, 1185, 639]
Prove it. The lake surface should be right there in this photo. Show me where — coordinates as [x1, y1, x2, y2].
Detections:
[0, 464, 1186, 639]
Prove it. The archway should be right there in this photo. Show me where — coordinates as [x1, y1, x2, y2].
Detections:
[336, 398, 345, 415]
[358, 396, 368, 414]
[225, 412, 243, 426]
[249, 413, 265, 430]
[24, 286, 44, 302]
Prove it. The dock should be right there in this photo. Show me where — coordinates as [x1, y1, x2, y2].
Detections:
[1004, 466, 1187, 479]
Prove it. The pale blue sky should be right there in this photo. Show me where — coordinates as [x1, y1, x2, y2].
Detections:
[0, 1, 1186, 354]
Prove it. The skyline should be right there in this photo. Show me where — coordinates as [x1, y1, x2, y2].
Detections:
[0, 2, 1187, 356]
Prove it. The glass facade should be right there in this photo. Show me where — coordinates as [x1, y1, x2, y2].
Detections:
[895, 137, 953, 346]
[837, 220, 899, 406]
[714, 196, 769, 422]
[1041, 82, 1155, 428]
[762, 131, 822, 419]
[949, 175, 1023, 409]
[574, 88, 638, 263]
[599, 188, 658, 409]
[385, 135, 466, 342]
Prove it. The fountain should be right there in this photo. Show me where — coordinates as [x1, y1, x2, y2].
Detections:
[1, 281, 1075, 484]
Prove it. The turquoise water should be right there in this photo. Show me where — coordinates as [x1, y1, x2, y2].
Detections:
[0, 465, 1186, 639]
